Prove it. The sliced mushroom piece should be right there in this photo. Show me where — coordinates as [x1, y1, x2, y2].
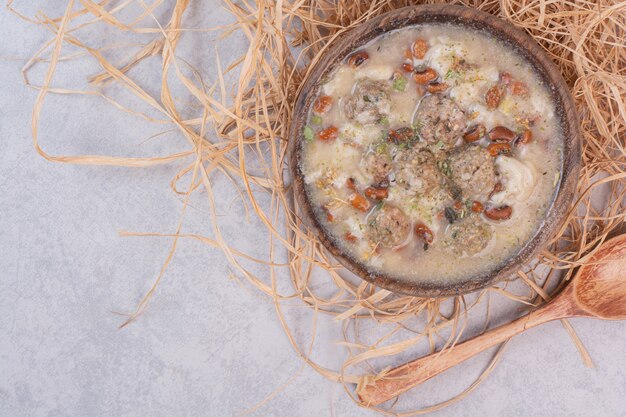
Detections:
[484, 205, 513, 221]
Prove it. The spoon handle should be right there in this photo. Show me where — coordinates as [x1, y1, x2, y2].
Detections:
[357, 290, 576, 406]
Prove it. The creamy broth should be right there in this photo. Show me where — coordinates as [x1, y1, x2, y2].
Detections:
[300, 24, 563, 284]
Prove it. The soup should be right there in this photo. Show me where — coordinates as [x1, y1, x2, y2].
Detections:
[299, 24, 563, 285]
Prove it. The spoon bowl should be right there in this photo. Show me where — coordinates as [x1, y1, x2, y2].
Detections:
[574, 234, 626, 319]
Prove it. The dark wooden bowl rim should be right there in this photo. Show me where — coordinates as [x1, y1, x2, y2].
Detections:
[289, 4, 582, 297]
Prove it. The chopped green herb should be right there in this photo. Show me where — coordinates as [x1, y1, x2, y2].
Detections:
[311, 115, 322, 125]
[445, 69, 461, 80]
[374, 141, 388, 154]
[437, 160, 452, 177]
[363, 95, 372, 103]
[303, 125, 315, 142]
[377, 116, 389, 125]
[435, 140, 445, 150]
[375, 200, 385, 211]
[392, 76, 408, 92]
[380, 130, 389, 141]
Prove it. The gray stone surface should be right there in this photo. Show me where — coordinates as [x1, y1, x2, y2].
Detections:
[1, 3, 625, 417]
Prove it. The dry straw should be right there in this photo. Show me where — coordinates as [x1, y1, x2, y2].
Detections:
[10, 0, 625, 414]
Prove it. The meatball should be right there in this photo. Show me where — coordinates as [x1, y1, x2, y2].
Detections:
[366, 205, 410, 248]
[414, 94, 467, 147]
[447, 145, 497, 201]
[445, 215, 493, 256]
[363, 151, 392, 184]
[393, 146, 444, 195]
[344, 79, 391, 125]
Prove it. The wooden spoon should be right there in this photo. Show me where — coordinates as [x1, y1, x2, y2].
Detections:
[358, 234, 626, 406]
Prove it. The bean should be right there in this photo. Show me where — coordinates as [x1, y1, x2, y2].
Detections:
[485, 85, 503, 109]
[318, 126, 338, 142]
[484, 205, 513, 221]
[471, 201, 485, 213]
[347, 51, 369, 67]
[463, 124, 486, 142]
[350, 193, 370, 212]
[412, 39, 429, 59]
[344, 232, 358, 243]
[413, 68, 438, 84]
[388, 127, 415, 143]
[401, 62, 413, 72]
[488, 126, 516, 142]
[510, 81, 529, 96]
[427, 82, 448, 93]
[313, 96, 333, 114]
[414, 222, 434, 244]
[325, 210, 334, 222]
[487, 142, 512, 157]
[364, 186, 388, 200]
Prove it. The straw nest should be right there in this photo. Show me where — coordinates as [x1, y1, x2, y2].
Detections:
[12, 0, 625, 414]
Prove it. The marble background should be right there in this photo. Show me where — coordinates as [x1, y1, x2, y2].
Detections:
[0, 2, 624, 416]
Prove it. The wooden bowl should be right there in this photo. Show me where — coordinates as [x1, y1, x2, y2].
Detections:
[289, 5, 581, 297]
